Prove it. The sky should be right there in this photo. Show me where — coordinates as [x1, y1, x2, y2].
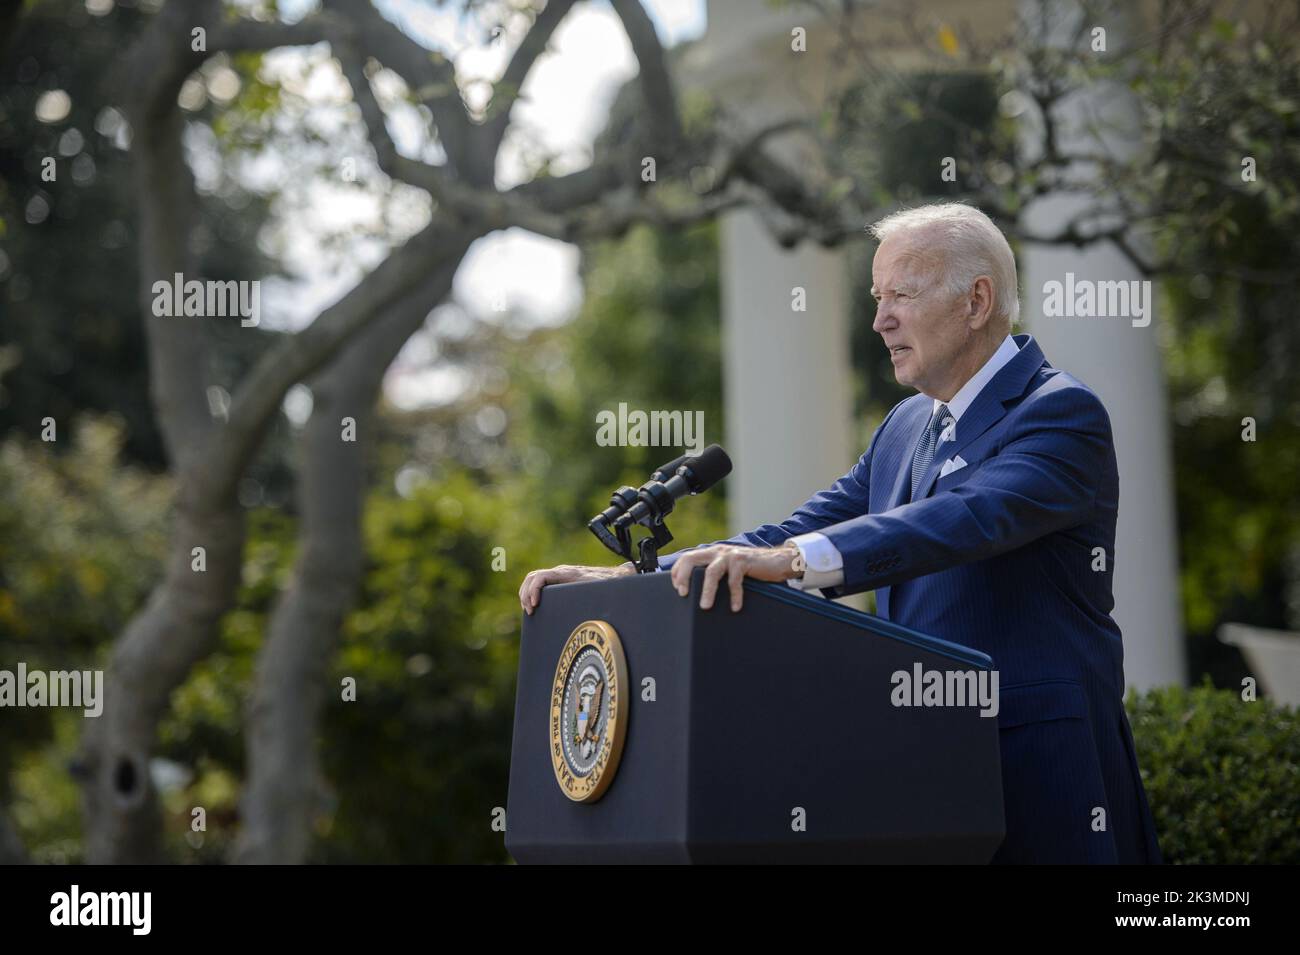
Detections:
[255, 0, 709, 409]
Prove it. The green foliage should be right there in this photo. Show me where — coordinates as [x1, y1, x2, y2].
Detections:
[0, 0, 159, 464]
[152, 474, 527, 863]
[0, 0, 283, 470]
[1130, 13, 1300, 679]
[1128, 682, 1300, 864]
[502, 221, 728, 536]
[0, 417, 170, 645]
[0, 417, 170, 860]
[316, 474, 523, 863]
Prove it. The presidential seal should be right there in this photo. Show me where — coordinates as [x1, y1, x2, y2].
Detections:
[550, 620, 629, 803]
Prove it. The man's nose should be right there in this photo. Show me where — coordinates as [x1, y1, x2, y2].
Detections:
[872, 304, 896, 335]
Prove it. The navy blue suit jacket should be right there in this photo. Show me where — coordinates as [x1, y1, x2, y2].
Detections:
[660, 334, 1162, 863]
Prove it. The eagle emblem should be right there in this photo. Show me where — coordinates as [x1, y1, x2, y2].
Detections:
[550, 621, 629, 803]
[574, 667, 604, 760]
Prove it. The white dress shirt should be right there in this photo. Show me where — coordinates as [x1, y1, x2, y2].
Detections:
[787, 335, 1020, 592]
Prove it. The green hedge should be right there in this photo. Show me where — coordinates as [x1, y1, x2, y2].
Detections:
[1127, 682, 1300, 864]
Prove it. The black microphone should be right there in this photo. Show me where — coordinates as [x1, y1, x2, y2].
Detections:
[650, 452, 693, 484]
[614, 444, 732, 530]
[589, 453, 696, 529]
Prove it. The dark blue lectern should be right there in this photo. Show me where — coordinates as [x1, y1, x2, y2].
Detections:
[507, 568, 1004, 863]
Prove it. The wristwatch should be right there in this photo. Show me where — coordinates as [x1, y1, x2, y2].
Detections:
[782, 540, 806, 579]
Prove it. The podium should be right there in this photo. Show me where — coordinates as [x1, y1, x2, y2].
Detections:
[506, 568, 1005, 863]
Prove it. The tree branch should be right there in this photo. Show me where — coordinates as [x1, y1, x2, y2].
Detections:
[199, 221, 481, 505]
[325, 0, 475, 178]
[207, 13, 344, 54]
[609, 0, 686, 156]
[476, 0, 580, 168]
[235, 248, 471, 864]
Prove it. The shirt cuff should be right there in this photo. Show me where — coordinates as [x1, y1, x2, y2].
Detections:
[784, 531, 845, 591]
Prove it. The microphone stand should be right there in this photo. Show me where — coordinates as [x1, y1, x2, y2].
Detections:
[588, 448, 729, 575]
[632, 517, 674, 574]
[587, 492, 675, 574]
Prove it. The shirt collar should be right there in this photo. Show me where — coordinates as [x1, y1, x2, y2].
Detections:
[932, 334, 1020, 422]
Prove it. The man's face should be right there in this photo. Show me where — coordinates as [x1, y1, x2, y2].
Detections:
[870, 233, 973, 398]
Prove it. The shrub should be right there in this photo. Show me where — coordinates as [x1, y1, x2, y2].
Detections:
[1127, 682, 1300, 864]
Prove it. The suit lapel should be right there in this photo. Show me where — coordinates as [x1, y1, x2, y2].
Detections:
[909, 335, 1047, 502]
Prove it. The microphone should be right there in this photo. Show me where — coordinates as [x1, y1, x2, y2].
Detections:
[589, 453, 696, 530]
[650, 452, 693, 484]
[613, 444, 732, 530]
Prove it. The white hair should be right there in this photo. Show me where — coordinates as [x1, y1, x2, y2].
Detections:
[868, 203, 1019, 328]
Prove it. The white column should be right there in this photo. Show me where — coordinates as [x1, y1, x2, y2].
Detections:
[685, 1, 857, 562]
[1018, 0, 1185, 690]
[719, 208, 854, 535]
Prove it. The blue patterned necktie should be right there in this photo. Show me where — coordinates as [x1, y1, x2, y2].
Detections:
[910, 403, 952, 500]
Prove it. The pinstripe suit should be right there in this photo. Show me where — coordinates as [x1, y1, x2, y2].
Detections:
[660, 334, 1162, 864]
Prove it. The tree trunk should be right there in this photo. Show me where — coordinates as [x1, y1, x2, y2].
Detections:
[82, 492, 247, 862]
[78, 86, 250, 861]
[235, 250, 469, 863]
[0, 809, 29, 864]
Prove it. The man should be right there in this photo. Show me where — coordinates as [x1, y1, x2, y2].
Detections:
[519, 202, 1161, 865]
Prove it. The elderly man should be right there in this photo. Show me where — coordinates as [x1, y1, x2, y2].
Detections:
[519, 202, 1161, 865]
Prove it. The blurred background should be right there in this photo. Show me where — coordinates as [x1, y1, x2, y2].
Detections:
[0, 0, 1297, 864]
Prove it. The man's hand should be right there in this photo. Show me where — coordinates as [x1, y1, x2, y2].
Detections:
[519, 562, 636, 615]
[669, 542, 803, 612]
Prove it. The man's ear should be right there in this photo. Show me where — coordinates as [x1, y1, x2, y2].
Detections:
[968, 275, 995, 329]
